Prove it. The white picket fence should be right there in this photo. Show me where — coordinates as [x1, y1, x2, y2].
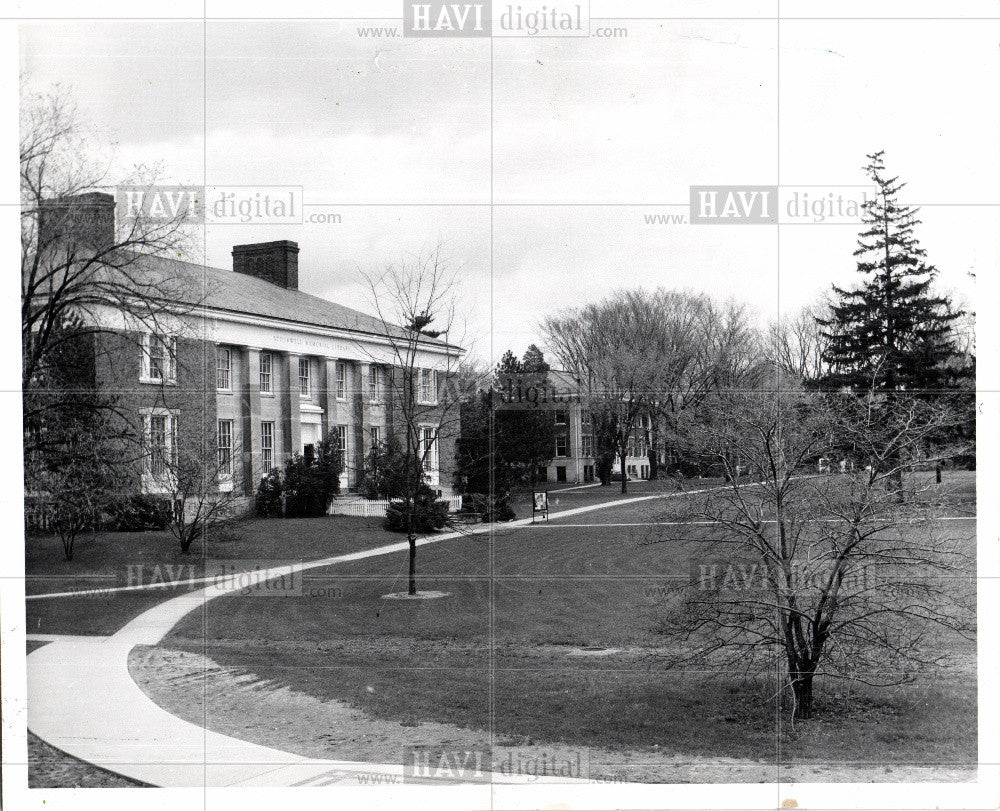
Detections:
[328, 495, 463, 518]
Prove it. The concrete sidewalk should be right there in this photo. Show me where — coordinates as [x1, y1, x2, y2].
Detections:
[27, 485, 722, 787]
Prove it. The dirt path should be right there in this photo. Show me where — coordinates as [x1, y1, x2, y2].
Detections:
[131, 647, 974, 785]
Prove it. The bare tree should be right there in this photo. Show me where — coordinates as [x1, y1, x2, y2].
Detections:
[545, 289, 765, 487]
[650, 295, 765, 478]
[543, 289, 669, 493]
[21, 85, 197, 430]
[766, 300, 831, 384]
[650, 384, 974, 719]
[157, 429, 246, 554]
[359, 241, 467, 595]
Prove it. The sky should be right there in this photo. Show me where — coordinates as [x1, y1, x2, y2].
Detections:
[19, 14, 995, 366]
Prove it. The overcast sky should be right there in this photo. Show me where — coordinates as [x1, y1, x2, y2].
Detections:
[20, 17, 995, 364]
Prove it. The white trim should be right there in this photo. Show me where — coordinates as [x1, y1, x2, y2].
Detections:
[216, 346, 233, 392]
[298, 356, 312, 399]
[367, 364, 382, 403]
[198, 306, 460, 359]
[259, 351, 274, 395]
[418, 368, 438, 405]
[139, 332, 177, 386]
[85, 301, 463, 369]
[260, 420, 276, 474]
[140, 407, 178, 494]
[417, 423, 440, 485]
[217, 418, 234, 482]
[335, 361, 348, 400]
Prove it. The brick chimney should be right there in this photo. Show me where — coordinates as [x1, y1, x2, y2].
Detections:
[38, 192, 116, 252]
[232, 241, 299, 290]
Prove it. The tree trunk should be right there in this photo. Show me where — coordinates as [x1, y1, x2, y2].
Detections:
[620, 450, 627, 494]
[936, 464, 942, 484]
[407, 498, 417, 595]
[648, 422, 659, 480]
[791, 671, 815, 719]
[889, 464, 904, 503]
[408, 534, 417, 595]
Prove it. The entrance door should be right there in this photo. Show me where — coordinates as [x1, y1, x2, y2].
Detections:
[301, 422, 320, 457]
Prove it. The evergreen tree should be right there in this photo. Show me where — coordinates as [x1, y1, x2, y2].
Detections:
[819, 151, 961, 393]
[455, 346, 556, 519]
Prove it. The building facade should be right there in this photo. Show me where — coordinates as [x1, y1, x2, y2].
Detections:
[54, 195, 462, 504]
[537, 372, 660, 485]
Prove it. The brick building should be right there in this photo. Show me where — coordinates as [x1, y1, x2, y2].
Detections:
[538, 371, 659, 485]
[45, 194, 463, 505]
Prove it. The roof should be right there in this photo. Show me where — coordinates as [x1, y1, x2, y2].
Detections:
[547, 369, 583, 390]
[130, 252, 459, 352]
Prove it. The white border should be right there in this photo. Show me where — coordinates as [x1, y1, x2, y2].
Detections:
[6, 2, 1000, 810]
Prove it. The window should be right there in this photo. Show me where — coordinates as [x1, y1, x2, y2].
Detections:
[419, 369, 437, 404]
[216, 347, 232, 391]
[419, 426, 438, 471]
[554, 409, 568, 425]
[335, 362, 347, 399]
[370, 426, 381, 448]
[261, 421, 274, 473]
[336, 425, 348, 459]
[298, 357, 311, 397]
[556, 466, 567, 483]
[218, 419, 233, 477]
[581, 434, 594, 458]
[555, 435, 569, 458]
[259, 353, 273, 394]
[141, 333, 177, 384]
[368, 365, 380, 402]
[144, 412, 177, 479]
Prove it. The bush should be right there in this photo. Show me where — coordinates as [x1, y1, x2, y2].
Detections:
[102, 495, 172, 532]
[256, 470, 284, 517]
[385, 486, 450, 533]
[256, 430, 344, 518]
[283, 457, 331, 517]
[464, 492, 516, 523]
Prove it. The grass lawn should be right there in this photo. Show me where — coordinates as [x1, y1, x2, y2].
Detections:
[25, 516, 414, 636]
[154, 472, 976, 775]
[27, 471, 977, 781]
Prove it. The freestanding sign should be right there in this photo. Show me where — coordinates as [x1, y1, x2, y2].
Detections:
[532, 490, 549, 523]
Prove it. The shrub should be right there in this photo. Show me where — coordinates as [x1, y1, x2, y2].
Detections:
[385, 486, 450, 533]
[102, 495, 172, 532]
[258, 430, 344, 518]
[256, 470, 284, 517]
[464, 492, 516, 523]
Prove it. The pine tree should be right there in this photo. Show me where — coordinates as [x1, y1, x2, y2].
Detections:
[819, 151, 961, 393]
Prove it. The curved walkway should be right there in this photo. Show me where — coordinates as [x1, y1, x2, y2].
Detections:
[26, 485, 725, 787]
